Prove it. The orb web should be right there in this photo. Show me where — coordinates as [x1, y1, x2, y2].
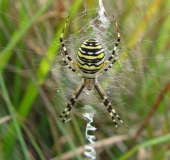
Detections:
[1, 0, 170, 159]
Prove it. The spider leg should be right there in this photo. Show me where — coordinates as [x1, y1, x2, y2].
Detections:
[94, 81, 129, 131]
[99, 15, 121, 76]
[60, 15, 78, 68]
[59, 81, 85, 122]
[60, 51, 80, 75]
[99, 49, 121, 76]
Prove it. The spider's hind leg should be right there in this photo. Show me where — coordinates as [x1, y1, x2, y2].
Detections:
[94, 82, 129, 131]
[59, 82, 85, 122]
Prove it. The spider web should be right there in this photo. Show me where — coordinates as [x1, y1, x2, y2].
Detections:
[1, 0, 170, 159]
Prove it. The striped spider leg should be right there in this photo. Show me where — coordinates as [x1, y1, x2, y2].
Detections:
[59, 81, 85, 122]
[60, 16, 78, 69]
[99, 15, 121, 76]
[59, 16, 82, 121]
[95, 81, 129, 131]
[60, 51, 80, 75]
[99, 48, 121, 76]
[96, 16, 128, 130]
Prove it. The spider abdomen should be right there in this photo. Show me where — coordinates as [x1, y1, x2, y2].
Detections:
[77, 39, 105, 78]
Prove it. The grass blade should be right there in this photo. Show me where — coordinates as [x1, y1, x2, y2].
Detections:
[0, 73, 30, 160]
[119, 134, 170, 160]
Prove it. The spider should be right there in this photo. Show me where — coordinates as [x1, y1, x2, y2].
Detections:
[59, 15, 129, 131]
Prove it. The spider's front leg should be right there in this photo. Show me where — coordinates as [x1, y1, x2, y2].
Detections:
[99, 49, 121, 76]
[99, 15, 121, 76]
[60, 51, 80, 75]
[60, 15, 78, 69]
[94, 81, 129, 131]
[59, 82, 85, 122]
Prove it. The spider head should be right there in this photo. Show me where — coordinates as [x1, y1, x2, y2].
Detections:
[84, 78, 96, 91]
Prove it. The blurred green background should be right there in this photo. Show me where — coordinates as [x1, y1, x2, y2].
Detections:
[0, 0, 170, 159]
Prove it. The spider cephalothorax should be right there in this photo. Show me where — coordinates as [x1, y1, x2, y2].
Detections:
[59, 15, 129, 131]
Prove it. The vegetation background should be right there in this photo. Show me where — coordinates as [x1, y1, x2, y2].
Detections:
[0, 0, 170, 159]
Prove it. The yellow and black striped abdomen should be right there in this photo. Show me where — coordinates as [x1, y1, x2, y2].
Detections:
[77, 39, 105, 78]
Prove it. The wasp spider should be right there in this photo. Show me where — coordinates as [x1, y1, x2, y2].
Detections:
[59, 15, 129, 131]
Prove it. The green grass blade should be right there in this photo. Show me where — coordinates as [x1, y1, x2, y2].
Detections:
[0, 0, 54, 70]
[119, 134, 170, 160]
[0, 73, 30, 160]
